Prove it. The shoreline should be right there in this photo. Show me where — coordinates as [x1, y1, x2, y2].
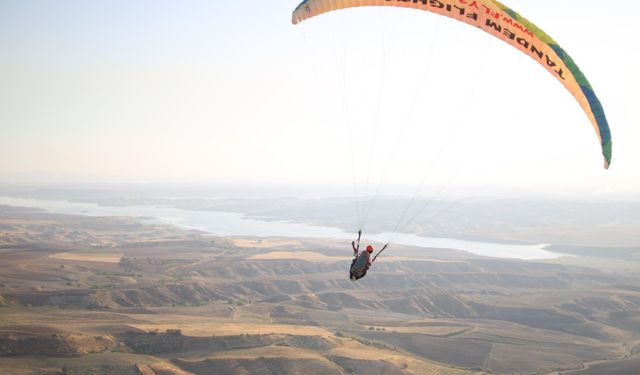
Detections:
[0, 197, 562, 261]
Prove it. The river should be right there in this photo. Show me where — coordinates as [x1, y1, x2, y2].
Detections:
[0, 196, 562, 260]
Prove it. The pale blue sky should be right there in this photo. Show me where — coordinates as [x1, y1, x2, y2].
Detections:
[1, 1, 638, 197]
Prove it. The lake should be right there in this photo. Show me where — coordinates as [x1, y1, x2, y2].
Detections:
[0, 196, 562, 260]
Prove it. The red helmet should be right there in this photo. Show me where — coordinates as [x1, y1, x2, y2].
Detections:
[366, 245, 374, 253]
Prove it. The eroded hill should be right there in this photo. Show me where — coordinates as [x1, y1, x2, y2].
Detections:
[1, 206, 640, 374]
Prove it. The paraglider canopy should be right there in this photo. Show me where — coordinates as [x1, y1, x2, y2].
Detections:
[292, 0, 612, 169]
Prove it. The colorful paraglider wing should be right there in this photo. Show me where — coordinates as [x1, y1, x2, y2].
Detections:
[292, 0, 612, 169]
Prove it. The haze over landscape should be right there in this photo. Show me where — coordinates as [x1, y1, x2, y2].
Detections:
[2, 1, 640, 374]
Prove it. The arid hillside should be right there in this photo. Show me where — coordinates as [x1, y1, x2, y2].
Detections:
[1, 205, 640, 374]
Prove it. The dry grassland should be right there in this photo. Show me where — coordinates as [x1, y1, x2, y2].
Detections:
[248, 251, 351, 262]
[191, 345, 325, 360]
[329, 345, 477, 375]
[375, 326, 471, 336]
[132, 320, 334, 338]
[232, 238, 301, 248]
[49, 251, 123, 263]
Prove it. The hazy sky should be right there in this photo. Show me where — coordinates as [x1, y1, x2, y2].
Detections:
[1, 1, 639, 197]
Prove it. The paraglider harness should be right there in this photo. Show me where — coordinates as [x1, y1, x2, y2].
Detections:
[349, 230, 388, 281]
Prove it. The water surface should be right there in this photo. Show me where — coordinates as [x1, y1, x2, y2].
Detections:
[0, 196, 561, 260]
